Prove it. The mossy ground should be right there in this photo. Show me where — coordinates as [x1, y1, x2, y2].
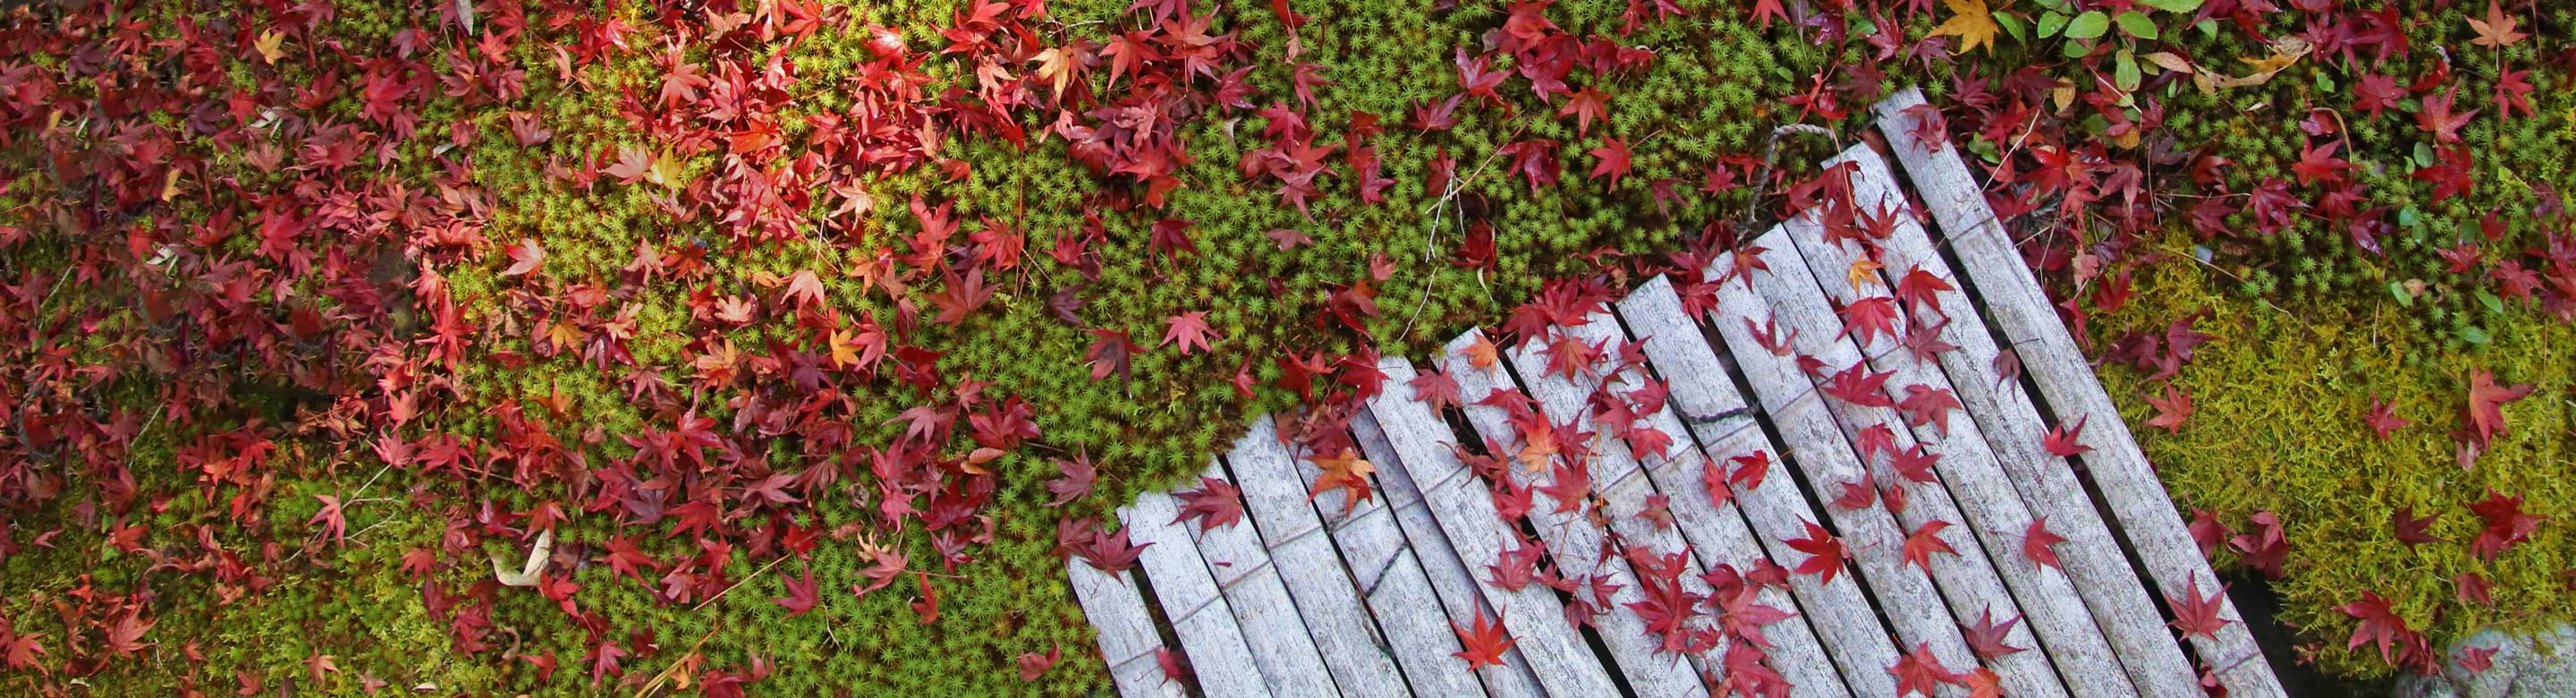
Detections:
[3, 0, 2572, 694]
[2095, 248, 2575, 679]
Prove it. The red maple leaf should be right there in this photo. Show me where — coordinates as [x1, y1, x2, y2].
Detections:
[1047, 453, 1097, 507]
[1821, 363, 1897, 409]
[2023, 517, 2069, 571]
[1888, 445, 1942, 486]
[1160, 311, 1217, 355]
[2468, 489, 2546, 561]
[1894, 267, 1954, 319]
[1960, 608, 2027, 660]
[2336, 591, 2413, 663]
[309, 494, 348, 547]
[2291, 139, 2353, 186]
[2166, 577, 2232, 641]
[1838, 296, 1902, 346]
[1830, 478, 1877, 511]
[2462, 369, 2534, 447]
[1451, 608, 1519, 669]
[1897, 385, 1962, 436]
[1747, 314, 1796, 355]
[1889, 642, 1962, 697]
[774, 565, 820, 617]
[1172, 476, 1246, 532]
[1785, 520, 1848, 583]
[1588, 137, 1632, 187]
[2415, 87, 2479, 144]
[1084, 328, 1140, 381]
[2390, 506, 2445, 547]
[2043, 415, 2093, 457]
[501, 238, 546, 277]
[2144, 385, 2192, 434]
[1729, 451, 1772, 493]
[1558, 88, 1612, 136]
[1017, 646, 1061, 681]
[2230, 510, 2289, 579]
[1902, 520, 1959, 571]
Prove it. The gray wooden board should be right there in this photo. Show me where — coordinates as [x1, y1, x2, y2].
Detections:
[1364, 357, 1627, 698]
[1836, 142, 2207, 697]
[1538, 306, 1856, 698]
[1698, 243, 1986, 698]
[1121, 494, 1279, 698]
[1616, 275, 1904, 696]
[1730, 220, 2072, 698]
[1066, 559, 1193, 698]
[1225, 415, 1416, 698]
[1871, 86, 2287, 698]
[1441, 330, 1713, 698]
[1779, 145, 2138, 698]
[1186, 460, 1345, 696]
[1350, 411, 1550, 698]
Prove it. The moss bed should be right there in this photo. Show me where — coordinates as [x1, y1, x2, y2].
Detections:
[0, 0, 2570, 694]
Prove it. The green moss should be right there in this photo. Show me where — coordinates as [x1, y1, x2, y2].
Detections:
[2095, 251, 2576, 678]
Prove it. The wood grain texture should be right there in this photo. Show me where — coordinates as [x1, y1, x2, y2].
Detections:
[1725, 221, 2070, 698]
[1120, 494, 1279, 698]
[1225, 416, 1416, 698]
[1698, 241, 1984, 698]
[1350, 411, 1548, 698]
[1185, 460, 1344, 696]
[1872, 86, 2285, 698]
[1066, 558, 1193, 698]
[1537, 304, 1856, 698]
[1231, 417, 1473, 698]
[1615, 275, 1902, 696]
[1839, 141, 2206, 697]
[1776, 145, 2134, 698]
[1441, 330, 1713, 698]
[1364, 357, 1626, 698]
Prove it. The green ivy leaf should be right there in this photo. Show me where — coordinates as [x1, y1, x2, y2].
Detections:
[2064, 11, 2111, 39]
[2459, 324, 2491, 345]
[2390, 281, 2415, 307]
[2140, 0, 2205, 12]
[2114, 50, 2142, 91]
[2115, 11, 2158, 39]
[2038, 11, 2071, 38]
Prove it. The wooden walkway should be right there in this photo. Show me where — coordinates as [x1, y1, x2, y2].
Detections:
[1063, 89, 2285, 698]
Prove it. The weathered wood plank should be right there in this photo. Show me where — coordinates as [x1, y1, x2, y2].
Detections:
[1363, 358, 1626, 698]
[1067, 558, 1193, 698]
[1698, 243, 1983, 698]
[1349, 412, 1549, 698]
[1225, 414, 1433, 698]
[1120, 494, 1279, 698]
[1726, 222, 2070, 698]
[1185, 461, 1345, 696]
[1872, 86, 2285, 698]
[1777, 146, 2135, 698]
[1615, 276, 1903, 696]
[1836, 142, 2207, 697]
[1531, 305, 1856, 698]
[1441, 330, 1713, 698]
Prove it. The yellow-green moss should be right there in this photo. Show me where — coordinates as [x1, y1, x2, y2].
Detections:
[2094, 251, 2575, 678]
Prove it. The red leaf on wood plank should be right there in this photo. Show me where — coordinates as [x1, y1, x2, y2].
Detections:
[1902, 519, 1958, 571]
[1451, 608, 1519, 669]
[2023, 517, 2068, 572]
[2042, 415, 2093, 457]
[1785, 520, 1848, 583]
[2167, 577, 2233, 641]
[1171, 476, 1245, 532]
[1889, 642, 1962, 697]
[1960, 608, 2027, 661]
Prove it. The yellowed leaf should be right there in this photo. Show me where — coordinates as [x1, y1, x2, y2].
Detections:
[2466, 0, 2527, 47]
[1847, 258, 1885, 290]
[1928, 0, 2003, 55]
[254, 30, 286, 64]
[2140, 52, 2194, 74]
